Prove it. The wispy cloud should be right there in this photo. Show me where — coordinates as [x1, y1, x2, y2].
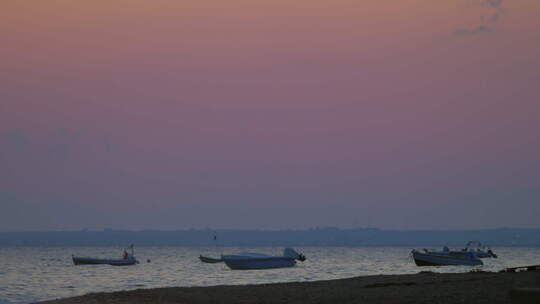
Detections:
[482, 0, 504, 23]
[482, 0, 503, 9]
[455, 25, 494, 36]
[455, 0, 504, 36]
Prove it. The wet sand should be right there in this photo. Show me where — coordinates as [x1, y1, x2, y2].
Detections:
[41, 271, 540, 304]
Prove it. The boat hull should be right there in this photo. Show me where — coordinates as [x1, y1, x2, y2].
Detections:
[223, 256, 296, 270]
[199, 255, 223, 263]
[412, 251, 483, 266]
[72, 256, 138, 266]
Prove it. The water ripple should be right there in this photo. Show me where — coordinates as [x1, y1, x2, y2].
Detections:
[0, 247, 539, 303]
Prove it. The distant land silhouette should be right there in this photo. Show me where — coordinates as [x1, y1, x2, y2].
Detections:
[1, 228, 539, 247]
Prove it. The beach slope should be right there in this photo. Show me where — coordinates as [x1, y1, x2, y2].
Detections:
[41, 271, 540, 304]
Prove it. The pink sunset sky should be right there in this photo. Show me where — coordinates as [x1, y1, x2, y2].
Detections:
[1, 0, 539, 231]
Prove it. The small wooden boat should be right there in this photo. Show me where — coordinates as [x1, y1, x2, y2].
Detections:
[411, 249, 483, 266]
[199, 234, 224, 263]
[72, 245, 139, 266]
[72, 256, 138, 266]
[222, 248, 306, 270]
[199, 255, 223, 263]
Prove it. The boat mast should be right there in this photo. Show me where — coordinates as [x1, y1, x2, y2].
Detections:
[213, 233, 221, 257]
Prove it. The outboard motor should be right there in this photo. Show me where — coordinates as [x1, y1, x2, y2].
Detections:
[283, 248, 306, 261]
[487, 249, 498, 258]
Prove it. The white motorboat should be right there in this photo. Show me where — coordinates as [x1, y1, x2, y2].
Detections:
[411, 248, 483, 266]
[222, 248, 306, 270]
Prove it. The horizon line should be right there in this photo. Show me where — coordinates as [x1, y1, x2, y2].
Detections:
[2, 226, 539, 233]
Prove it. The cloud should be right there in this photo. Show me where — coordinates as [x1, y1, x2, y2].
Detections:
[482, 0, 502, 9]
[455, 0, 504, 36]
[454, 25, 494, 36]
[4, 129, 27, 150]
[482, 0, 504, 23]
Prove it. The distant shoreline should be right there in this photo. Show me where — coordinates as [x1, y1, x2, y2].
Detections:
[40, 271, 540, 304]
[3, 245, 540, 249]
[2, 227, 540, 247]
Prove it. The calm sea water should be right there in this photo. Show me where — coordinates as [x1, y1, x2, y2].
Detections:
[1, 246, 539, 303]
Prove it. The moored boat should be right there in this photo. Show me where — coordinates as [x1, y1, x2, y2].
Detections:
[72, 256, 138, 266]
[222, 248, 306, 270]
[199, 255, 223, 263]
[199, 234, 224, 264]
[411, 249, 483, 266]
[72, 245, 139, 266]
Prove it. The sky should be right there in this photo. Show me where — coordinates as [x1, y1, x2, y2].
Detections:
[1, 0, 539, 231]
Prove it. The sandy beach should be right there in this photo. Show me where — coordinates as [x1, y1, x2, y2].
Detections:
[41, 271, 540, 304]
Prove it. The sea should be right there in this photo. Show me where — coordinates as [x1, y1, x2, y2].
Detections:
[1, 246, 539, 303]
